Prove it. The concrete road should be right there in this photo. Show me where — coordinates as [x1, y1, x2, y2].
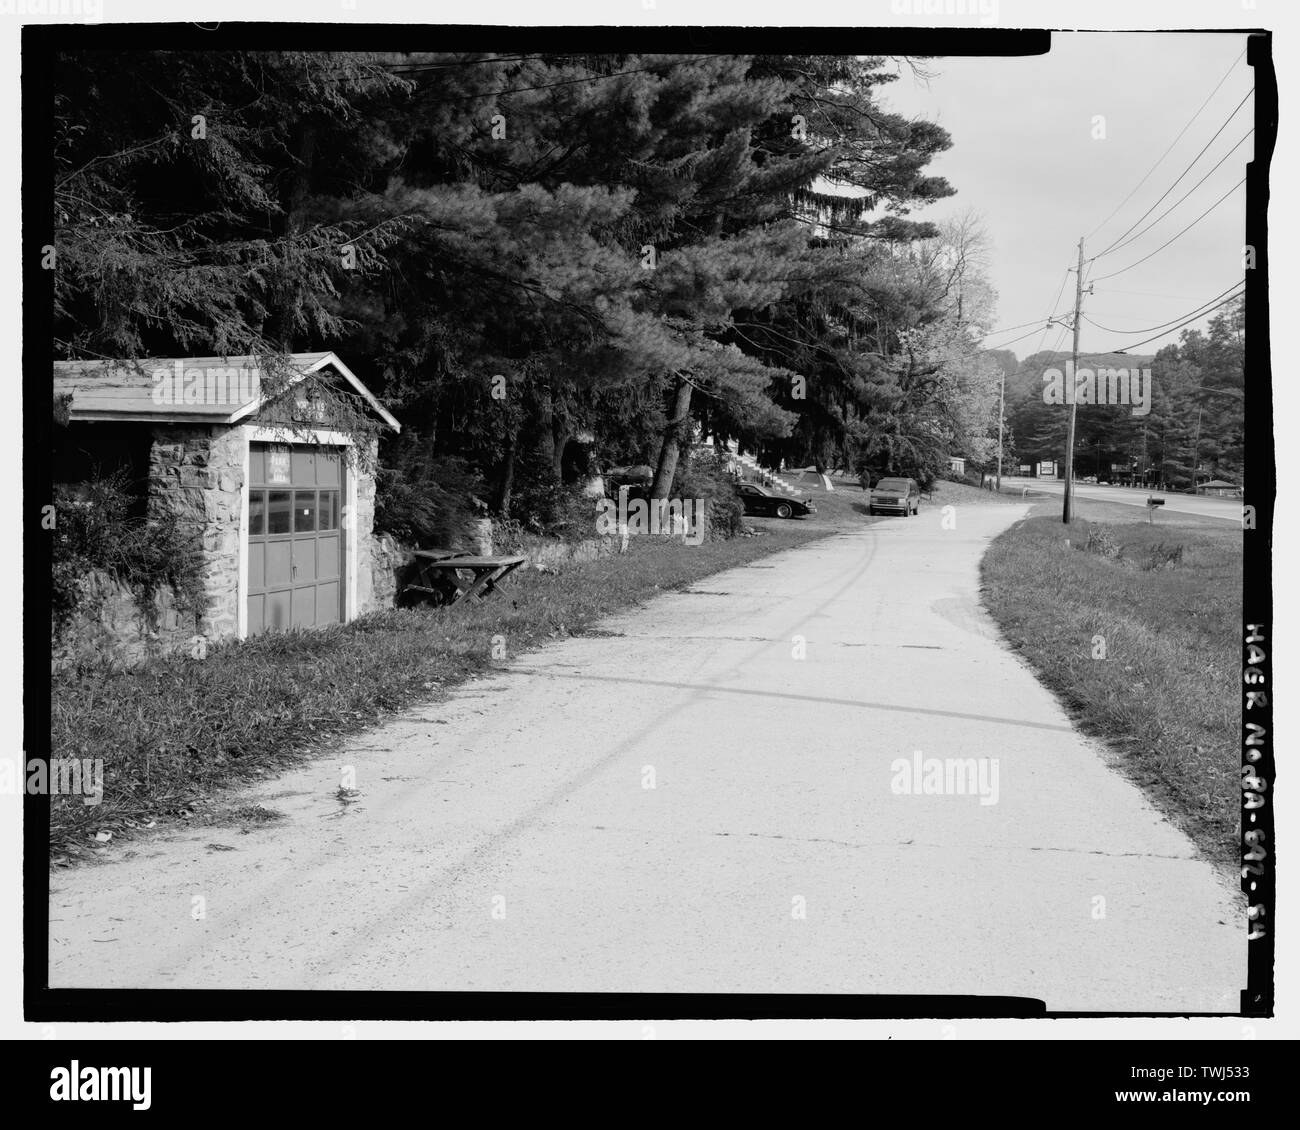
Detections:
[49, 503, 1244, 1011]
[1000, 476, 1242, 523]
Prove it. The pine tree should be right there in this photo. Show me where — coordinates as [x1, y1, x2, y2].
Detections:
[53, 50, 408, 360]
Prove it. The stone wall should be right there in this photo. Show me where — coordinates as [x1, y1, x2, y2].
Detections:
[52, 571, 201, 670]
[523, 535, 618, 572]
[148, 424, 245, 642]
[358, 529, 616, 614]
[351, 438, 387, 614]
[55, 424, 246, 669]
[364, 533, 414, 614]
[360, 525, 492, 615]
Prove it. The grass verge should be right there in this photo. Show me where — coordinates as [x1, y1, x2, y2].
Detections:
[50, 520, 835, 861]
[979, 496, 1242, 868]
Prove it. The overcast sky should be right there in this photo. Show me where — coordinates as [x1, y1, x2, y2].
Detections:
[878, 31, 1254, 359]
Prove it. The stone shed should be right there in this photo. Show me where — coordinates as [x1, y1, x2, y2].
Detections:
[53, 352, 401, 657]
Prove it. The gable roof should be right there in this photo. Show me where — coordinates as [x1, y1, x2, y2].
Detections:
[53, 352, 400, 432]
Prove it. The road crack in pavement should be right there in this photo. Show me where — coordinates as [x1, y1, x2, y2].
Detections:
[504, 668, 1075, 733]
[569, 824, 1201, 863]
[720, 830, 1203, 862]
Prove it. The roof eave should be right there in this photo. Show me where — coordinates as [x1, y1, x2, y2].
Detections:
[226, 352, 401, 432]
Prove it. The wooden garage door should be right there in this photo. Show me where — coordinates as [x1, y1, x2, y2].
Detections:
[246, 444, 344, 635]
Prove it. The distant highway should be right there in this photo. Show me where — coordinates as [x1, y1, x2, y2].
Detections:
[999, 477, 1242, 523]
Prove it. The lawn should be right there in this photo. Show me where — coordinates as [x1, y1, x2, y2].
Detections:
[979, 496, 1243, 868]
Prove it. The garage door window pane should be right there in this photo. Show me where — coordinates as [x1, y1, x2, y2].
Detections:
[294, 491, 318, 533]
[318, 490, 338, 531]
[267, 491, 292, 535]
[249, 491, 265, 536]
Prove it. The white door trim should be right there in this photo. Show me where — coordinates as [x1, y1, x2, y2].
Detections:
[240, 427, 357, 639]
[237, 429, 250, 639]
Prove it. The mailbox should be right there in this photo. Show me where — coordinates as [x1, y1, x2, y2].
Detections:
[1146, 497, 1165, 508]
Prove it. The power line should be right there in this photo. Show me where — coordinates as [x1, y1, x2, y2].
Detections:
[982, 315, 1053, 336]
[1093, 288, 1244, 353]
[1090, 89, 1253, 260]
[1092, 127, 1253, 261]
[980, 309, 1072, 339]
[1082, 281, 1245, 335]
[1090, 286, 1204, 299]
[1084, 309, 1189, 321]
[1021, 263, 1075, 360]
[1026, 320, 1071, 365]
[1042, 324, 1072, 369]
[868, 323, 1051, 371]
[1085, 47, 1246, 242]
[979, 324, 1051, 352]
[1089, 176, 1245, 283]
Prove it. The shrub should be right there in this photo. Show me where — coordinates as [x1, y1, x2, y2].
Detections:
[510, 461, 595, 540]
[507, 454, 564, 530]
[52, 470, 204, 637]
[1141, 541, 1185, 571]
[546, 487, 602, 539]
[671, 448, 744, 539]
[949, 467, 985, 489]
[375, 439, 484, 549]
[1084, 526, 1122, 560]
[857, 462, 939, 493]
[491, 514, 528, 554]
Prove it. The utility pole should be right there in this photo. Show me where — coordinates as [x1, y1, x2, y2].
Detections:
[1191, 403, 1203, 490]
[1062, 237, 1086, 524]
[996, 365, 1005, 492]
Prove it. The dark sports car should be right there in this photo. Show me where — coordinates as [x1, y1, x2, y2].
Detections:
[735, 482, 816, 519]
